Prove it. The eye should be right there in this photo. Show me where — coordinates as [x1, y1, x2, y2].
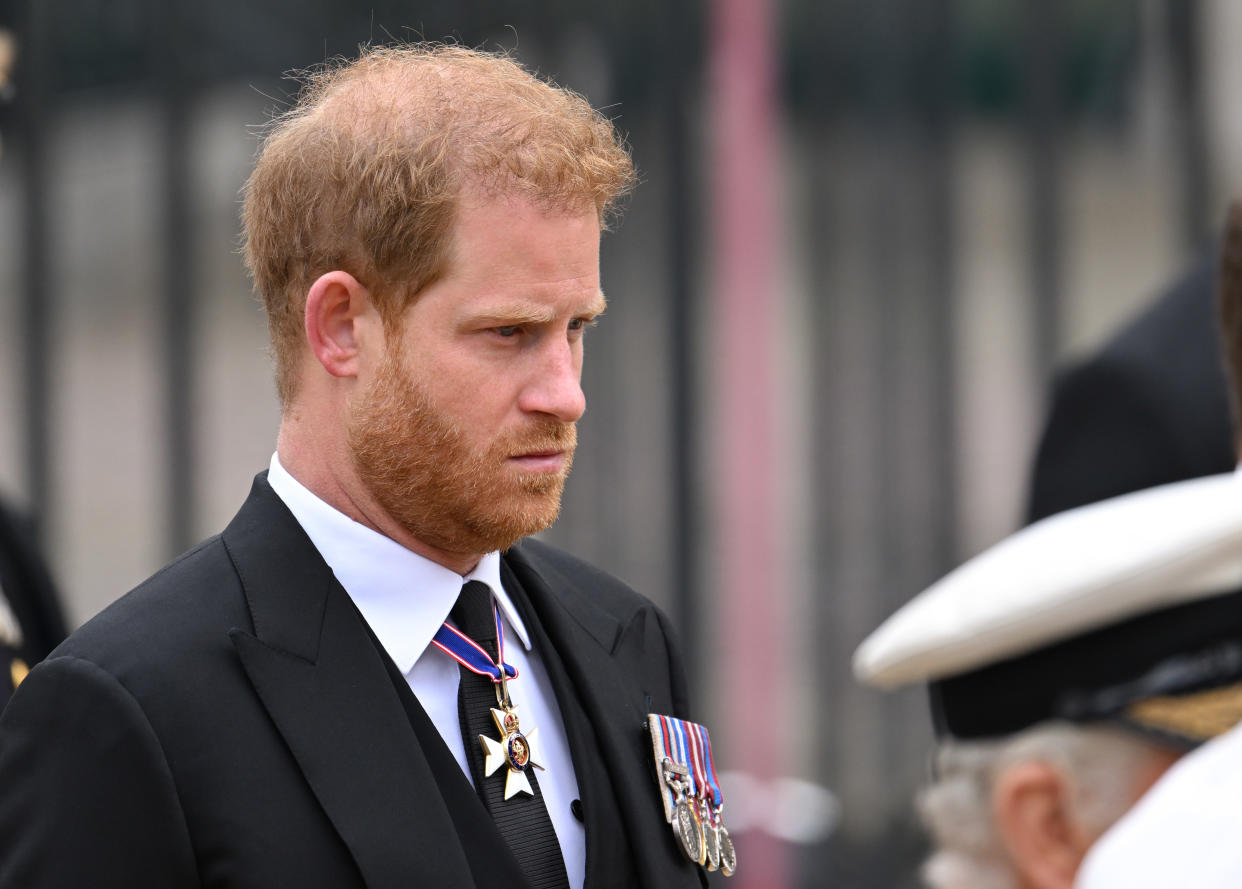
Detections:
[494, 325, 521, 337]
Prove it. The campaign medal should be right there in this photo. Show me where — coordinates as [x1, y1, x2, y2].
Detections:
[663, 759, 707, 865]
[699, 798, 721, 871]
[432, 600, 544, 800]
[647, 714, 737, 876]
[480, 702, 546, 799]
[674, 796, 707, 865]
[717, 823, 737, 877]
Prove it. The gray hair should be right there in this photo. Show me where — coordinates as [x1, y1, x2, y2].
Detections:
[917, 722, 1171, 889]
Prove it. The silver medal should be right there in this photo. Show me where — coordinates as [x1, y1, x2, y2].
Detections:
[673, 798, 706, 866]
[699, 799, 721, 871]
[717, 821, 737, 877]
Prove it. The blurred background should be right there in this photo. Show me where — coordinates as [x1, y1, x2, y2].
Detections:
[1, 0, 1238, 886]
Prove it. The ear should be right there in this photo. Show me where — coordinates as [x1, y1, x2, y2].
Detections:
[993, 761, 1092, 889]
[304, 271, 374, 379]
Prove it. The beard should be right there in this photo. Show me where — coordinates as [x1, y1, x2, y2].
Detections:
[347, 351, 577, 558]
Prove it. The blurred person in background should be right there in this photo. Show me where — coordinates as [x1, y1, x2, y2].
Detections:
[0, 44, 718, 888]
[1070, 197, 1242, 889]
[854, 471, 1242, 889]
[882, 79, 1242, 889]
[0, 27, 69, 706]
[0, 498, 67, 708]
[1026, 248, 1233, 524]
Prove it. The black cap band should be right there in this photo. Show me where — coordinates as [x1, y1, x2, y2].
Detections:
[930, 586, 1242, 740]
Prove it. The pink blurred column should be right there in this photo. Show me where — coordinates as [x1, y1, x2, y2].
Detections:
[709, 0, 793, 886]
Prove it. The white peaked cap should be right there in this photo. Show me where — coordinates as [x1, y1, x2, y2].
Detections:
[853, 472, 1242, 740]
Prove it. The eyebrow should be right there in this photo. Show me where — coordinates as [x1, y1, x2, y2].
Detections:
[472, 292, 607, 326]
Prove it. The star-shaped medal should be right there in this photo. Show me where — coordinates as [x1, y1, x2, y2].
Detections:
[479, 705, 546, 800]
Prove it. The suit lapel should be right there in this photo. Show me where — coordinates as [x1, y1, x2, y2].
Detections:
[503, 547, 699, 888]
[222, 477, 477, 889]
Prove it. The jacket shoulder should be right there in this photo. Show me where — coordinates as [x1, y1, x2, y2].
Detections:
[50, 535, 248, 676]
[509, 537, 659, 624]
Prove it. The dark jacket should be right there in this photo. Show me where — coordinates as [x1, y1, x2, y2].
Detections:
[0, 475, 703, 889]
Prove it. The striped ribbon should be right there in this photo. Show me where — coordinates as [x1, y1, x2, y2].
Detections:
[653, 714, 725, 813]
[431, 603, 518, 682]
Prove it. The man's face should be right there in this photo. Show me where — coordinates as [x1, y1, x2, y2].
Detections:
[348, 192, 603, 559]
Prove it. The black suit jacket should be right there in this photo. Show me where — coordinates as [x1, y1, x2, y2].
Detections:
[1026, 253, 1235, 523]
[0, 475, 704, 888]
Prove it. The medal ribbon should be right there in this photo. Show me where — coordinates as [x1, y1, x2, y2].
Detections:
[431, 602, 518, 682]
[684, 722, 707, 802]
[649, 713, 735, 874]
[655, 716, 725, 808]
[653, 716, 677, 812]
[670, 718, 699, 798]
[657, 715, 689, 796]
[693, 723, 724, 809]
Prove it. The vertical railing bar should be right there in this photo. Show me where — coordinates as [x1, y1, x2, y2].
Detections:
[1023, 0, 1064, 379]
[155, 0, 196, 556]
[16, 0, 52, 535]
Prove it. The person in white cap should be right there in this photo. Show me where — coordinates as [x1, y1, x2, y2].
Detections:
[854, 471, 1242, 889]
[1068, 201, 1242, 889]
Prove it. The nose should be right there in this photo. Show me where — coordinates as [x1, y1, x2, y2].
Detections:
[518, 339, 586, 422]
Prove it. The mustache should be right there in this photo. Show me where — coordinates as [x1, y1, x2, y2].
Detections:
[501, 421, 577, 455]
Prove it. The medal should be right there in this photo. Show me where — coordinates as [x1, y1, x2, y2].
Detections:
[647, 714, 737, 876]
[699, 798, 720, 871]
[433, 601, 545, 799]
[659, 758, 707, 865]
[480, 702, 546, 799]
[674, 796, 707, 865]
[717, 822, 737, 877]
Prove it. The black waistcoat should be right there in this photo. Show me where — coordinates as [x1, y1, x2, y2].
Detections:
[355, 559, 643, 889]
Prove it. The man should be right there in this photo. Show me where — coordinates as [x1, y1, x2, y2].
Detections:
[0, 45, 714, 888]
[1068, 200, 1242, 888]
[854, 471, 1242, 889]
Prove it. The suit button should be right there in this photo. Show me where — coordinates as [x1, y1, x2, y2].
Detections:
[570, 798, 584, 822]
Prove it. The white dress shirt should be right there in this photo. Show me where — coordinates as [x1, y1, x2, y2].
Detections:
[268, 454, 585, 888]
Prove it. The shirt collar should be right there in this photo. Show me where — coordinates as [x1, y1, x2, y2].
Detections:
[266, 453, 531, 675]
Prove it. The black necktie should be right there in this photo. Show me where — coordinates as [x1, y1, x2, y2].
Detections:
[452, 580, 571, 889]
